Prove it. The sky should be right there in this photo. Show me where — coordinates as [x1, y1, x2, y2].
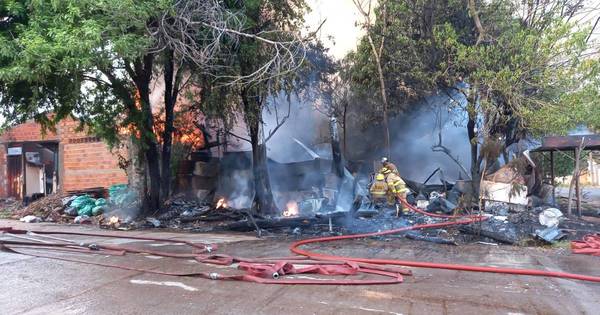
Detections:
[304, 0, 364, 59]
[1, 1, 598, 125]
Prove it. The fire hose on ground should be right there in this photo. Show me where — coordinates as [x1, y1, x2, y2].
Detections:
[1, 199, 600, 285]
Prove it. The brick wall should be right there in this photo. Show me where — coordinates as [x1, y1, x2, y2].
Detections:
[0, 144, 6, 197]
[62, 141, 128, 191]
[0, 121, 59, 142]
[0, 119, 127, 197]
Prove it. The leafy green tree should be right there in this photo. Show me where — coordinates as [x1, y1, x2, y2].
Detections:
[346, 0, 600, 189]
[0, 0, 169, 212]
[0, 0, 303, 214]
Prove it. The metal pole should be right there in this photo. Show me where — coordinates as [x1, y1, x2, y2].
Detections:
[550, 151, 555, 205]
[575, 147, 582, 217]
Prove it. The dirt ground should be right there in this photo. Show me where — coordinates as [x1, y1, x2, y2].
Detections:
[1, 219, 599, 315]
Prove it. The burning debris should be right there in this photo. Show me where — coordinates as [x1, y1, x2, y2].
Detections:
[216, 198, 228, 210]
[108, 216, 120, 226]
[282, 201, 299, 217]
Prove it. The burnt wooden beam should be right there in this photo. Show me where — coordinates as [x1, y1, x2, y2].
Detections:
[221, 212, 347, 232]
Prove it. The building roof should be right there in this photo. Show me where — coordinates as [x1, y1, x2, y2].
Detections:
[531, 135, 600, 152]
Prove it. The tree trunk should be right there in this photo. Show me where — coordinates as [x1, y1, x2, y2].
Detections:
[140, 95, 161, 213]
[467, 92, 481, 201]
[467, 114, 479, 182]
[330, 117, 344, 178]
[161, 51, 176, 202]
[134, 55, 161, 214]
[342, 102, 348, 158]
[243, 90, 276, 215]
[249, 124, 276, 215]
[370, 41, 391, 158]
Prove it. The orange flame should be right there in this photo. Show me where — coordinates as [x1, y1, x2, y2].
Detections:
[108, 216, 120, 226]
[216, 198, 227, 209]
[283, 201, 299, 217]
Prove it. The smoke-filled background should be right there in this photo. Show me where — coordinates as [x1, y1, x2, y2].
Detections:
[343, 91, 471, 183]
[218, 87, 473, 211]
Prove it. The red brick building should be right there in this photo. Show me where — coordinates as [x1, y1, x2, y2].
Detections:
[0, 119, 127, 199]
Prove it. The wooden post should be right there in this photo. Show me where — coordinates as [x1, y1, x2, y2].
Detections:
[575, 147, 582, 217]
[567, 149, 576, 216]
[589, 152, 597, 186]
[550, 151, 555, 205]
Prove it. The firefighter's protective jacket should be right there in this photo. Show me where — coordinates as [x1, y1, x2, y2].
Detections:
[370, 179, 389, 199]
[386, 173, 408, 194]
[380, 162, 399, 176]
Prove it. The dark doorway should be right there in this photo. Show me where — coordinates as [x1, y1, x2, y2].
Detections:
[7, 154, 23, 198]
[5, 142, 59, 200]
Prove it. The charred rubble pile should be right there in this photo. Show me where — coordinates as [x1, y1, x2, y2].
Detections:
[6, 143, 600, 246]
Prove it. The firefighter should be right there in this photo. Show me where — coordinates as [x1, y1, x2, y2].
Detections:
[386, 172, 410, 216]
[369, 173, 389, 207]
[380, 157, 399, 176]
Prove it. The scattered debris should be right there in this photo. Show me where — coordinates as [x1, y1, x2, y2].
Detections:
[19, 215, 41, 223]
[426, 192, 457, 214]
[535, 226, 566, 243]
[405, 231, 457, 245]
[74, 215, 91, 224]
[476, 241, 499, 246]
[146, 217, 161, 228]
[539, 208, 563, 228]
[14, 193, 66, 220]
[0, 198, 22, 218]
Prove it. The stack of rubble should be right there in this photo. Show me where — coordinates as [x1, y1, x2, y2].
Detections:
[15, 193, 67, 222]
[158, 195, 246, 229]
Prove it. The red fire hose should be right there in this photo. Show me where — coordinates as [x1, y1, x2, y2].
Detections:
[571, 234, 600, 256]
[290, 200, 600, 283]
[2, 199, 600, 284]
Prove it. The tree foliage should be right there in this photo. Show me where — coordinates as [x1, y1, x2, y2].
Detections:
[0, 0, 309, 214]
[210, 0, 309, 214]
[345, 0, 600, 184]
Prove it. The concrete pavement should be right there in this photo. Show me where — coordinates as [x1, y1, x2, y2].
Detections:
[1, 219, 599, 315]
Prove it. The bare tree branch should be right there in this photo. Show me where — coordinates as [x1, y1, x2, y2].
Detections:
[265, 97, 291, 143]
[227, 131, 251, 143]
[432, 126, 472, 179]
[148, 0, 308, 86]
[468, 0, 485, 45]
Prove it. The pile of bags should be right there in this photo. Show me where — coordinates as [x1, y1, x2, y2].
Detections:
[68, 195, 107, 216]
[63, 185, 138, 219]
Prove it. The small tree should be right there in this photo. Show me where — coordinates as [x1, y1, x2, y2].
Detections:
[197, 0, 310, 215]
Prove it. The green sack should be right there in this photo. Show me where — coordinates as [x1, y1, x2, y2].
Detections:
[78, 204, 94, 216]
[71, 195, 92, 209]
[92, 206, 105, 216]
[95, 198, 107, 206]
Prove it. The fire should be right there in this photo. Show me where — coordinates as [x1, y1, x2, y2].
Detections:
[283, 201, 299, 217]
[108, 216, 120, 226]
[216, 198, 227, 209]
